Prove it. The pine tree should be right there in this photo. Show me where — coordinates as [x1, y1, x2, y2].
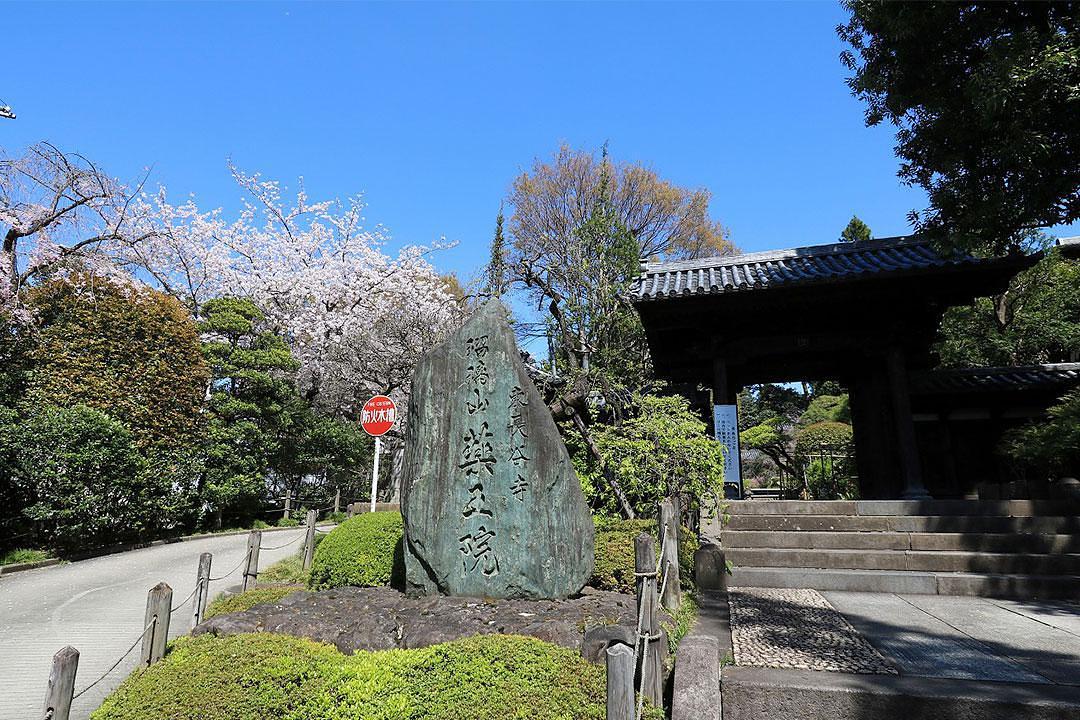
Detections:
[839, 215, 872, 243]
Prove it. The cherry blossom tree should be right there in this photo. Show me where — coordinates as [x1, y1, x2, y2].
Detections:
[0, 142, 151, 321]
[116, 163, 465, 416]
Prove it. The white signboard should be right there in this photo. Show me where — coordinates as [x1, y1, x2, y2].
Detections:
[713, 404, 742, 497]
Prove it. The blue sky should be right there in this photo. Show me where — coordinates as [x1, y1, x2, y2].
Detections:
[0, 1, 977, 289]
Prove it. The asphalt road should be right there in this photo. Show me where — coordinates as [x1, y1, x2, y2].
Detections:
[0, 527, 311, 720]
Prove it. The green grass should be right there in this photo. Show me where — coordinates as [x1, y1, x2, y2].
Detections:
[91, 633, 663, 720]
[0, 548, 51, 565]
[662, 592, 700, 657]
[203, 586, 307, 620]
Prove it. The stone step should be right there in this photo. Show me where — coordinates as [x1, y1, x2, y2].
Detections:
[726, 499, 1080, 517]
[724, 513, 1080, 534]
[727, 566, 1080, 600]
[726, 547, 1080, 575]
[722, 667, 1080, 720]
[719, 530, 1080, 553]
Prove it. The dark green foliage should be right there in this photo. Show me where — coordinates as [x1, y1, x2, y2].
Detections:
[204, 586, 306, 620]
[308, 512, 405, 590]
[198, 298, 372, 529]
[92, 632, 658, 720]
[839, 215, 872, 243]
[1002, 389, 1080, 479]
[794, 422, 857, 500]
[839, 2, 1080, 254]
[13, 405, 184, 552]
[590, 517, 698, 594]
[936, 249, 1080, 368]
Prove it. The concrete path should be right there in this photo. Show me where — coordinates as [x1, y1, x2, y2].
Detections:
[823, 590, 1080, 686]
[0, 528, 310, 720]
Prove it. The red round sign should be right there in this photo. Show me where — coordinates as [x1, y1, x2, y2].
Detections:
[360, 395, 397, 437]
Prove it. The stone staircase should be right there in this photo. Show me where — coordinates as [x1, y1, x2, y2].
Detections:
[707, 500, 1080, 599]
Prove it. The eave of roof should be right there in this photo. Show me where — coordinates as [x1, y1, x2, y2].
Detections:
[632, 236, 1029, 302]
[910, 363, 1080, 394]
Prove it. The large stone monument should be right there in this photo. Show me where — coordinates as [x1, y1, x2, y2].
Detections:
[401, 300, 594, 599]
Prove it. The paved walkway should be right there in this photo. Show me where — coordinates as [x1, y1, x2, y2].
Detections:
[721, 587, 1080, 686]
[0, 528, 310, 720]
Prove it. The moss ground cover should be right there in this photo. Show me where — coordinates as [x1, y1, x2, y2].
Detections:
[203, 586, 306, 620]
[91, 633, 662, 720]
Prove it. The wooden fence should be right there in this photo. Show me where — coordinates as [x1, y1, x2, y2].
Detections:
[40, 512, 322, 720]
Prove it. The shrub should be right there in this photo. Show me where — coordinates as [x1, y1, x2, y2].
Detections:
[258, 554, 309, 585]
[590, 517, 698, 594]
[276, 516, 301, 528]
[91, 633, 662, 720]
[571, 394, 726, 517]
[308, 512, 405, 590]
[14, 405, 181, 552]
[204, 586, 306, 620]
[794, 421, 854, 456]
[800, 394, 851, 425]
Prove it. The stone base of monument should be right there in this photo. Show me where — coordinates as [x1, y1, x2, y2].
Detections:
[193, 585, 669, 662]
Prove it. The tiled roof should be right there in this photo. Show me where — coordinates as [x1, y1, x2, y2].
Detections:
[911, 363, 1080, 394]
[633, 236, 988, 301]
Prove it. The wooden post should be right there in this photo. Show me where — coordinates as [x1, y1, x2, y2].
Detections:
[282, 489, 292, 521]
[242, 530, 261, 591]
[635, 533, 665, 707]
[303, 509, 317, 570]
[886, 346, 931, 500]
[658, 498, 681, 611]
[605, 643, 634, 720]
[333, 487, 341, 515]
[140, 582, 172, 666]
[192, 552, 212, 628]
[42, 646, 79, 720]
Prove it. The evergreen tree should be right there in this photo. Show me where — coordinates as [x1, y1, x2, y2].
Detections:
[839, 215, 872, 243]
[484, 208, 509, 298]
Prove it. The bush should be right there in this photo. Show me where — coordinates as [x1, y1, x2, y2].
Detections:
[794, 421, 854, 456]
[204, 586, 306, 620]
[276, 516, 301, 528]
[14, 405, 180, 552]
[258, 554, 309, 585]
[800, 394, 851, 425]
[91, 633, 662, 720]
[308, 512, 405, 590]
[590, 517, 698, 594]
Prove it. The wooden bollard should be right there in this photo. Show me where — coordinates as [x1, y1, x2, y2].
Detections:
[659, 497, 682, 610]
[192, 552, 212, 628]
[140, 583, 172, 666]
[242, 530, 261, 592]
[635, 532, 665, 707]
[605, 643, 634, 720]
[303, 509, 317, 571]
[42, 646, 79, 720]
[334, 487, 341, 515]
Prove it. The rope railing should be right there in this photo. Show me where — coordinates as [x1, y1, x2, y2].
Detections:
[71, 617, 156, 700]
[169, 581, 203, 614]
[208, 553, 248, 582]
[259, 533, 304, 552]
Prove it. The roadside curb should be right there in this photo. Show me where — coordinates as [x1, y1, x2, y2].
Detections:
[0, 523, 334, 577]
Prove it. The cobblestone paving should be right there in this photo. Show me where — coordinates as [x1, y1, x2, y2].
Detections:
[729, 587, 897, 674]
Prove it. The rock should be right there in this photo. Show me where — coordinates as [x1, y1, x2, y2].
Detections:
[193, 585, 647, 661]
[400, 300, 594, 599]
[581, 624, 636, 663]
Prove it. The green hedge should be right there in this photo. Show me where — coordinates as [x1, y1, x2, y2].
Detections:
[591, 517, 698, 594]
[306, 511, 699, 597]
[203, 586, 306, 621]
[91, 633, 662, 720]
[308, 511, 405, 591]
